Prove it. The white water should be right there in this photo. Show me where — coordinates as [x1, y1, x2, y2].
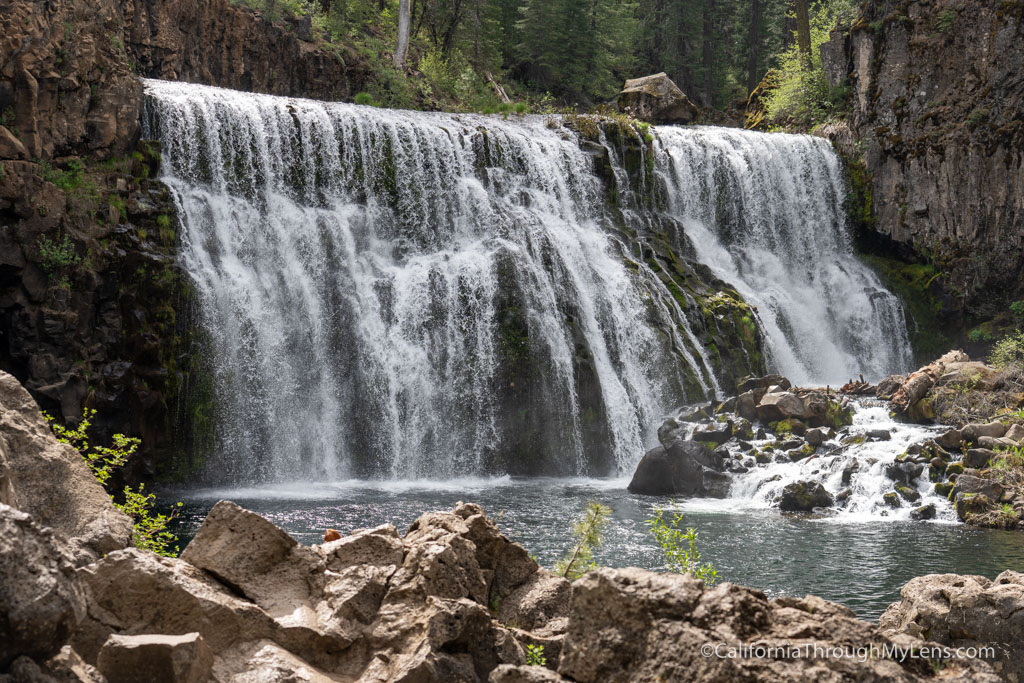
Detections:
[654, 127, 913, 386]
[144, 79, 912, 483]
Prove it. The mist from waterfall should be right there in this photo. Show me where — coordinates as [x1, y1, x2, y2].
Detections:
[143, 79, 911, 483]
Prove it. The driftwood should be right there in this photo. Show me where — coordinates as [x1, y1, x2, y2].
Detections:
[486, 72, 511, 104]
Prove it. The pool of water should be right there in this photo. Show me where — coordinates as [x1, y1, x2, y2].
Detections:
[163, 477, 1024, 621]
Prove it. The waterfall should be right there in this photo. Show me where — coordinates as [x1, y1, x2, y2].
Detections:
[653, 127, 913, 386]
[143, 79, 911, 483]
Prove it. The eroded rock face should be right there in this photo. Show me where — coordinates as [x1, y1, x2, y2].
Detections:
[843, 1, 1024, 314]
[617, 73, 699, 124]
[0, 372, 132, 564]
[880, 571, 1024, 682]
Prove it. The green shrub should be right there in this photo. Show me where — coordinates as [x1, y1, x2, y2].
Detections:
[525, 644, 547, 667]
[990, 331, 1024, 369]
[353, 92, 375, 106]
[36, 233, 81, 275]
[935, 9, 956, 33]
[1010, 300, 1024, 323]
[646, 505, 718, 584]
[46, 408, 183, 556]
[554, 501, 611, 580]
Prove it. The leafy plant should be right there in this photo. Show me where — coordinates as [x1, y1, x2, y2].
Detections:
[525, 643, 547, 667]
[46, 409, 183, 556]
[36, 233, 82, 276]
[554, 501, 611, 580]
[935, 9, 955, 33]
[646, 505, 718, 584]
[990, 331, 1024, 369]
[353, 92, 376, 106]
[1010, 300, 1024, 324]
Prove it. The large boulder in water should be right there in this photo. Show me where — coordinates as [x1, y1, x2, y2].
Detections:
[628, 441, 722, 496]
[880, 571, 1024, 682]
[756, 391, 811, 422]
[778, 481, 834, 511]
[616, 73, 699, 124]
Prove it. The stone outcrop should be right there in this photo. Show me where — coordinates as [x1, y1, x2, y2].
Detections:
[617, 73, 700, 124]
[0, 371, 132, 564]
[628, 440, 723, 496]
[880, 571, 1024, 682]
[831, 1, 1024, 316]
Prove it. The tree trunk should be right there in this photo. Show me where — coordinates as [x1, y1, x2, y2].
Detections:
[795, 0, 812, 64]
[745, 0, 763, 95]
[702, 0, 715, 107]
[393, 0, 411, 68]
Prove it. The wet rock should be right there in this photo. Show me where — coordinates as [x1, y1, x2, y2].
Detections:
[934, 482, 954, 498]
[910, 504, 936, 521]
[97, 633, 213, 683]
[946, 461, 965, 477]
[657, 418, 687, 447]
[778, 481, 834, 512]
[961, 422, 1007, 442]
[804, 428, 827, 447]
[0, 504, 85, 668]
[0, 372, 132, 564]
[628, 442, 720, 496]
[702, 470, 732, 498]
[735, 391, 759, 421]
[692, 421, 733, 446]
[715, 397, 737, 414]
[616, 73, 699, 124]
[841, 459, 860, 485]
[885, 461, 924, 485]
[954, 493, 993, 522]
[880, 571, 1024, 682]
[964, 448, 994, 469]
[865, 429, 891, 441]
[894, 484, 921, 503]
[883, 492, 901, 508]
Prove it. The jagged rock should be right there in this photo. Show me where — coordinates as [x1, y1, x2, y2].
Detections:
[885, 461, 924, 485]
[556, 567, 985, 682]
[616, 73, 699, 124]
[97, 633, 213, 683]
[0, 372, 132, 564]
[692, 421, 732, 445]
[212, 639, 339, 682]
[497, 569, 571, 633]
[627, 441, 721, 496]
[656, 418, 686, 447]
[778, 480, 834, 511]
[962, 422, 1007, 442]
[880, 571, 1024, 682]
[735, 390, 759, 421]
[0, 504, 85, 668]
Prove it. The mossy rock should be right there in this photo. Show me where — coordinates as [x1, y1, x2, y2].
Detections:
[934, 481, 954, 498]
[895, 483, 921, 503]
[883, 491, 902, 508]
[946, 461, 965, 477]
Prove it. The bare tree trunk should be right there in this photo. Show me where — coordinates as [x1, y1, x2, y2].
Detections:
[746, 0, 763, 94]
[393, 0, 411, 68]
[795, 0, 812, 65]
[702, 0, 715, 107]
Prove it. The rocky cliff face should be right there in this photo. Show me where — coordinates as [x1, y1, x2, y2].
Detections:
[830, 1, 1024, 322]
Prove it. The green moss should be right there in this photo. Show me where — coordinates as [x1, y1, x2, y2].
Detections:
[946, 461, 965, 477]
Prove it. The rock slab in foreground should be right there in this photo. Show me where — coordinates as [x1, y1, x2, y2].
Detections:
[880, 571, 1024, 682]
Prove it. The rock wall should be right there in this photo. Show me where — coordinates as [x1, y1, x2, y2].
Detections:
[832, 1, 1024, 319]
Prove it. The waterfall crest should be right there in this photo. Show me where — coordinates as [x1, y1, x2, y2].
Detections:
[143, 79, 910, 482]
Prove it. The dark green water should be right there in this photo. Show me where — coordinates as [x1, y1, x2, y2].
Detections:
[163, 477, 1024, 621]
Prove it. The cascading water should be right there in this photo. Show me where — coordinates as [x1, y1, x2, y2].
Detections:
[654, 127, 913, 386]
[144, 79, 912, 484]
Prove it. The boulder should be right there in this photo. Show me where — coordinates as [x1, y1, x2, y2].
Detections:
[0, 372, 132, 564]
[875, 375, 905, 399]
[778, 481, 834, 511]
[803, 428, 827, 447]
[910, 504, 936, 521]
[961, 422, 1007, 442]
[1005, 423, 1024, 443]
[936, 429, 964, 450]
[627, 441, 720, 496]
[978, 436, 1017, 450]
[490, 664, 566, 682]
[880, 571, 1024, 681]
[97, 633, 213, 683]
[656, 418, 686, 447]
[865, 429, 891, 441]
[964, 448, 994, 469]
[555, 567, 984, 682]
[737, 374, 790, 392]
[497, 569, 571, 633]
[885, 461, 924, 485]
[756, 392, 810, 422]
[0, 504, 85, 668]
[841, 459, 860, 485]
[937, 362, 1001, 391]
[212, 639, 342, 682]
[691, 421, 732, 445]
[616, 73, 699, 124]
[735, 391, 759, 421]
